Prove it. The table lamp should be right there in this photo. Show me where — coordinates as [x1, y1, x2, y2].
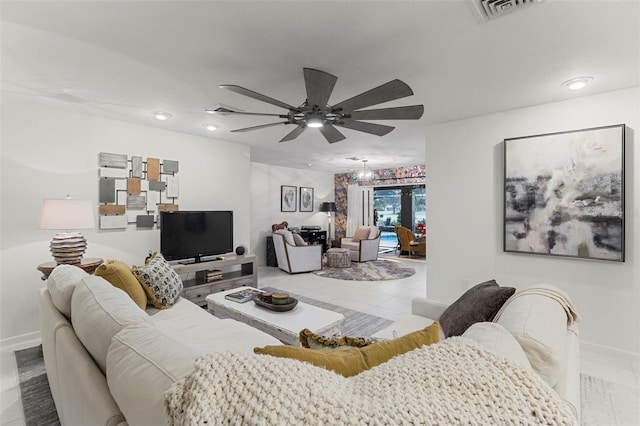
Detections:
[320, 202, 337, 249]
[39, 196, 95, 264]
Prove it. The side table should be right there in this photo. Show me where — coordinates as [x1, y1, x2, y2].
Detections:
[37, 258, 104, 280]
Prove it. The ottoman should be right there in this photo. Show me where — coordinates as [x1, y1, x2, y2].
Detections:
[326, 248, 351, 268]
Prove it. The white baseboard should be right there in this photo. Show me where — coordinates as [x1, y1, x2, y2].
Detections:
[0, 331, 41, 352]
[581, 340, 640, 364]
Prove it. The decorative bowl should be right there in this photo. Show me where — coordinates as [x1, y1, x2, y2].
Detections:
[253, 296, 298, 312]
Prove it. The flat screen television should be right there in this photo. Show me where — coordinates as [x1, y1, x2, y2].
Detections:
[160, 210, 233, 263]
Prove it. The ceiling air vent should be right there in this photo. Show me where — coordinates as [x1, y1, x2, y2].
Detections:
[471, 0, 545, 22]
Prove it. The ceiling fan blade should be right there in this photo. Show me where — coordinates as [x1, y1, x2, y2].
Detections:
[350, 105, 424, 121]
[206, 109, 287, 118]
[318, 124, 346, 144]
[279, 125, 307, 142]
[335, 119, 395, 137]
[220, 85, 299, 111]
[331, 79, 414, 113]
[303, 68, 338, 108]
[231, 122, 290, 133]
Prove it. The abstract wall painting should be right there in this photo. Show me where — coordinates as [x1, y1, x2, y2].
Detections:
[504, 124, 625, 262]
[98, 153, 179, 230]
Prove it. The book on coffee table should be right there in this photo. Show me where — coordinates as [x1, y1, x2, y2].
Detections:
[224, 288, 263, 303]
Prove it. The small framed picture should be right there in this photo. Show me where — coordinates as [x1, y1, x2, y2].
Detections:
[300, 187, 314, 212]
[281, 185, 297, 212]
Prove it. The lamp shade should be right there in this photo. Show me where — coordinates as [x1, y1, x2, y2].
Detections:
[39, 198, 95, 230]
[320, 202, 337, 212]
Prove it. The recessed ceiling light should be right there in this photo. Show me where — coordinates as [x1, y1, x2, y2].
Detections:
[154, 111, 171, 120]
[561, 77, 593, 91]
[203, 123, 217, 131]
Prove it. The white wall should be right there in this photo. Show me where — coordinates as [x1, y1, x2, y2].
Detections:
[1, 93, 252, 343]
[250, 163, 335, 265]
[425, 87, 639, 355]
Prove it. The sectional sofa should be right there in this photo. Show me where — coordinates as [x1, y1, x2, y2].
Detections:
[39, 264, 579, 425]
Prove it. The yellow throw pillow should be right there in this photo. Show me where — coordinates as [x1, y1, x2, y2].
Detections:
[299, 329, 376, 352]
[360, 322, 441, 369]
[95, 260, 147, 309]
[255, 322, 441, 377]
[253, 346, 367, 377]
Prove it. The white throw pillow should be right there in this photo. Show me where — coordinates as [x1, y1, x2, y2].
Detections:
[71, 276, 150, 374]
[46, 264, 90, 318]
[462, 322, 532, 372]
[292, 233, 308, 246]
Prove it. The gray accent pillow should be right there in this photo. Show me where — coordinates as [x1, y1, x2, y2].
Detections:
[439, 280, 515, 338]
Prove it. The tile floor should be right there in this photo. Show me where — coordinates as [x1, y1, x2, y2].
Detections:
[1, 254, 638, 425]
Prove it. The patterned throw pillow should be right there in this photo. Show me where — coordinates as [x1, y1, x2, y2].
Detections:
[132, 252, 182, 309]
[299, 329, 376, 352]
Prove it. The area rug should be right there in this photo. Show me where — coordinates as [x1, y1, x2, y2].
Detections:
[312, 259, 415, 281]
[14, 346, 60, 426]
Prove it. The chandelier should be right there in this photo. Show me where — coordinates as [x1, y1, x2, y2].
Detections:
[356, 159, 373, 184]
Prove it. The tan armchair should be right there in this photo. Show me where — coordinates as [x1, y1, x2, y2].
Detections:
[395, 226, 426, 258]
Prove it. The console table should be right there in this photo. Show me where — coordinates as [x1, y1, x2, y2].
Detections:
[171, 255, 257, 307]
[300, 229, 327, 253]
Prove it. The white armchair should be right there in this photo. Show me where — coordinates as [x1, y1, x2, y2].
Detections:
[340, 226, 381, 262]
[272, 231, 323, 273]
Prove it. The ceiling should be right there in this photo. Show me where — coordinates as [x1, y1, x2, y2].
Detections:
[2, 1, 638, 173]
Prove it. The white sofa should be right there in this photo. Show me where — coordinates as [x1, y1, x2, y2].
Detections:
[39, 265, 579, 425]
[340, 226, 381, 262]
[371, 285, 581, 423]
[39, 267, 280, 426]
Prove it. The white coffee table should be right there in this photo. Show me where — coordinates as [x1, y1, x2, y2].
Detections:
[206, 287, 345, 346]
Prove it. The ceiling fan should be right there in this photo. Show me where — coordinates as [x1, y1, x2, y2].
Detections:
[209, 68, 424, 144]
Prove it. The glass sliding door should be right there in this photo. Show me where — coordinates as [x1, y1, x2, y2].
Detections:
[373, 185, 426, 252]
[373, 188, 402, 252]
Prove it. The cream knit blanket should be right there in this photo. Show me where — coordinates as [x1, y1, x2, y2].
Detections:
[165, 338, 575, 425]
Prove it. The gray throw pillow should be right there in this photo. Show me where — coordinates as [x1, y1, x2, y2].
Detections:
[439, 280, 515, 338]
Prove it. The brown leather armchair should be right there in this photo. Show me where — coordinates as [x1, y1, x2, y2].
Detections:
[395, 226, 426, 258]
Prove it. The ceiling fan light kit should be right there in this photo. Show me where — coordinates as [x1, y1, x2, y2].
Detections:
[215, 68, 424, 144]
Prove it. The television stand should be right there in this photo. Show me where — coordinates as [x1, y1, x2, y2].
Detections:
[171, 254, 257, 307]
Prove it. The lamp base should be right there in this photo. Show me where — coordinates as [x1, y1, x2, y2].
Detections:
[50, 232, 87, 264]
